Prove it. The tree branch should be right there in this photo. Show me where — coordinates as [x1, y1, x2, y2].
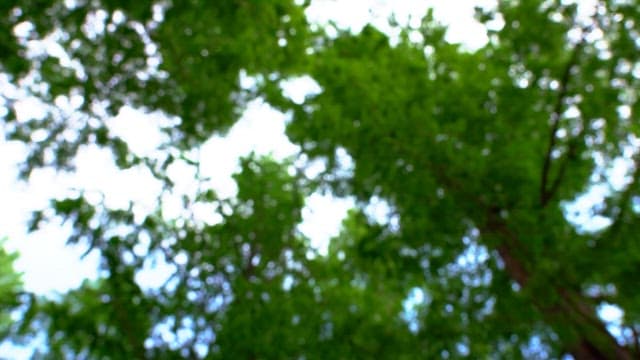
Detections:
[540, 40, 585, 207]
[545, 127, 585, 202]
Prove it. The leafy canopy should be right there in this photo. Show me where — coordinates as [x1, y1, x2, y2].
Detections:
[2, 0, 640, 359]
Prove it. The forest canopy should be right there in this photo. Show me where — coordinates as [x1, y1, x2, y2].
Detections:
[1, 0, 640, 359]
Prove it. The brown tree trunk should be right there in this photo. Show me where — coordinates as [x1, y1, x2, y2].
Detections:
[486, 218, 634, 360]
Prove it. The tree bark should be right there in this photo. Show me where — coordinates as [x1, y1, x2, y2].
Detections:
[485, 216, 634, 360]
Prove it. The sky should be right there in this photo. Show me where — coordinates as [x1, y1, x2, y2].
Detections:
[0, 0, 628, 353]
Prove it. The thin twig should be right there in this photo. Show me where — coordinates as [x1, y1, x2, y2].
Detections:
[540, 33, 587, 207]
[545, 128, 585, 201]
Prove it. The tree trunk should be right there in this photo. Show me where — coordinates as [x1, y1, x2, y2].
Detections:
[486, 218, 634, 360]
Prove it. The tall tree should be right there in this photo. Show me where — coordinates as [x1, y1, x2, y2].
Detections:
[2, 0, 640, 358]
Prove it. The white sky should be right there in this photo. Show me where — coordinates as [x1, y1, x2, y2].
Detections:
[305, 0, 495, 48]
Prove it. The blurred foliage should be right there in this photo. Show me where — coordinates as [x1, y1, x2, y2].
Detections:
[2, 0, 640, 358]
[0, 238, 22, 338]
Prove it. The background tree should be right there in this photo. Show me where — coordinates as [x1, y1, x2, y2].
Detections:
[2, 0, 640, 359]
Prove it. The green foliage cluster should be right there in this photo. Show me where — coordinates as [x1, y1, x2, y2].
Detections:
[0, 239, 22, 338]
[1, 0, 640, 358]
